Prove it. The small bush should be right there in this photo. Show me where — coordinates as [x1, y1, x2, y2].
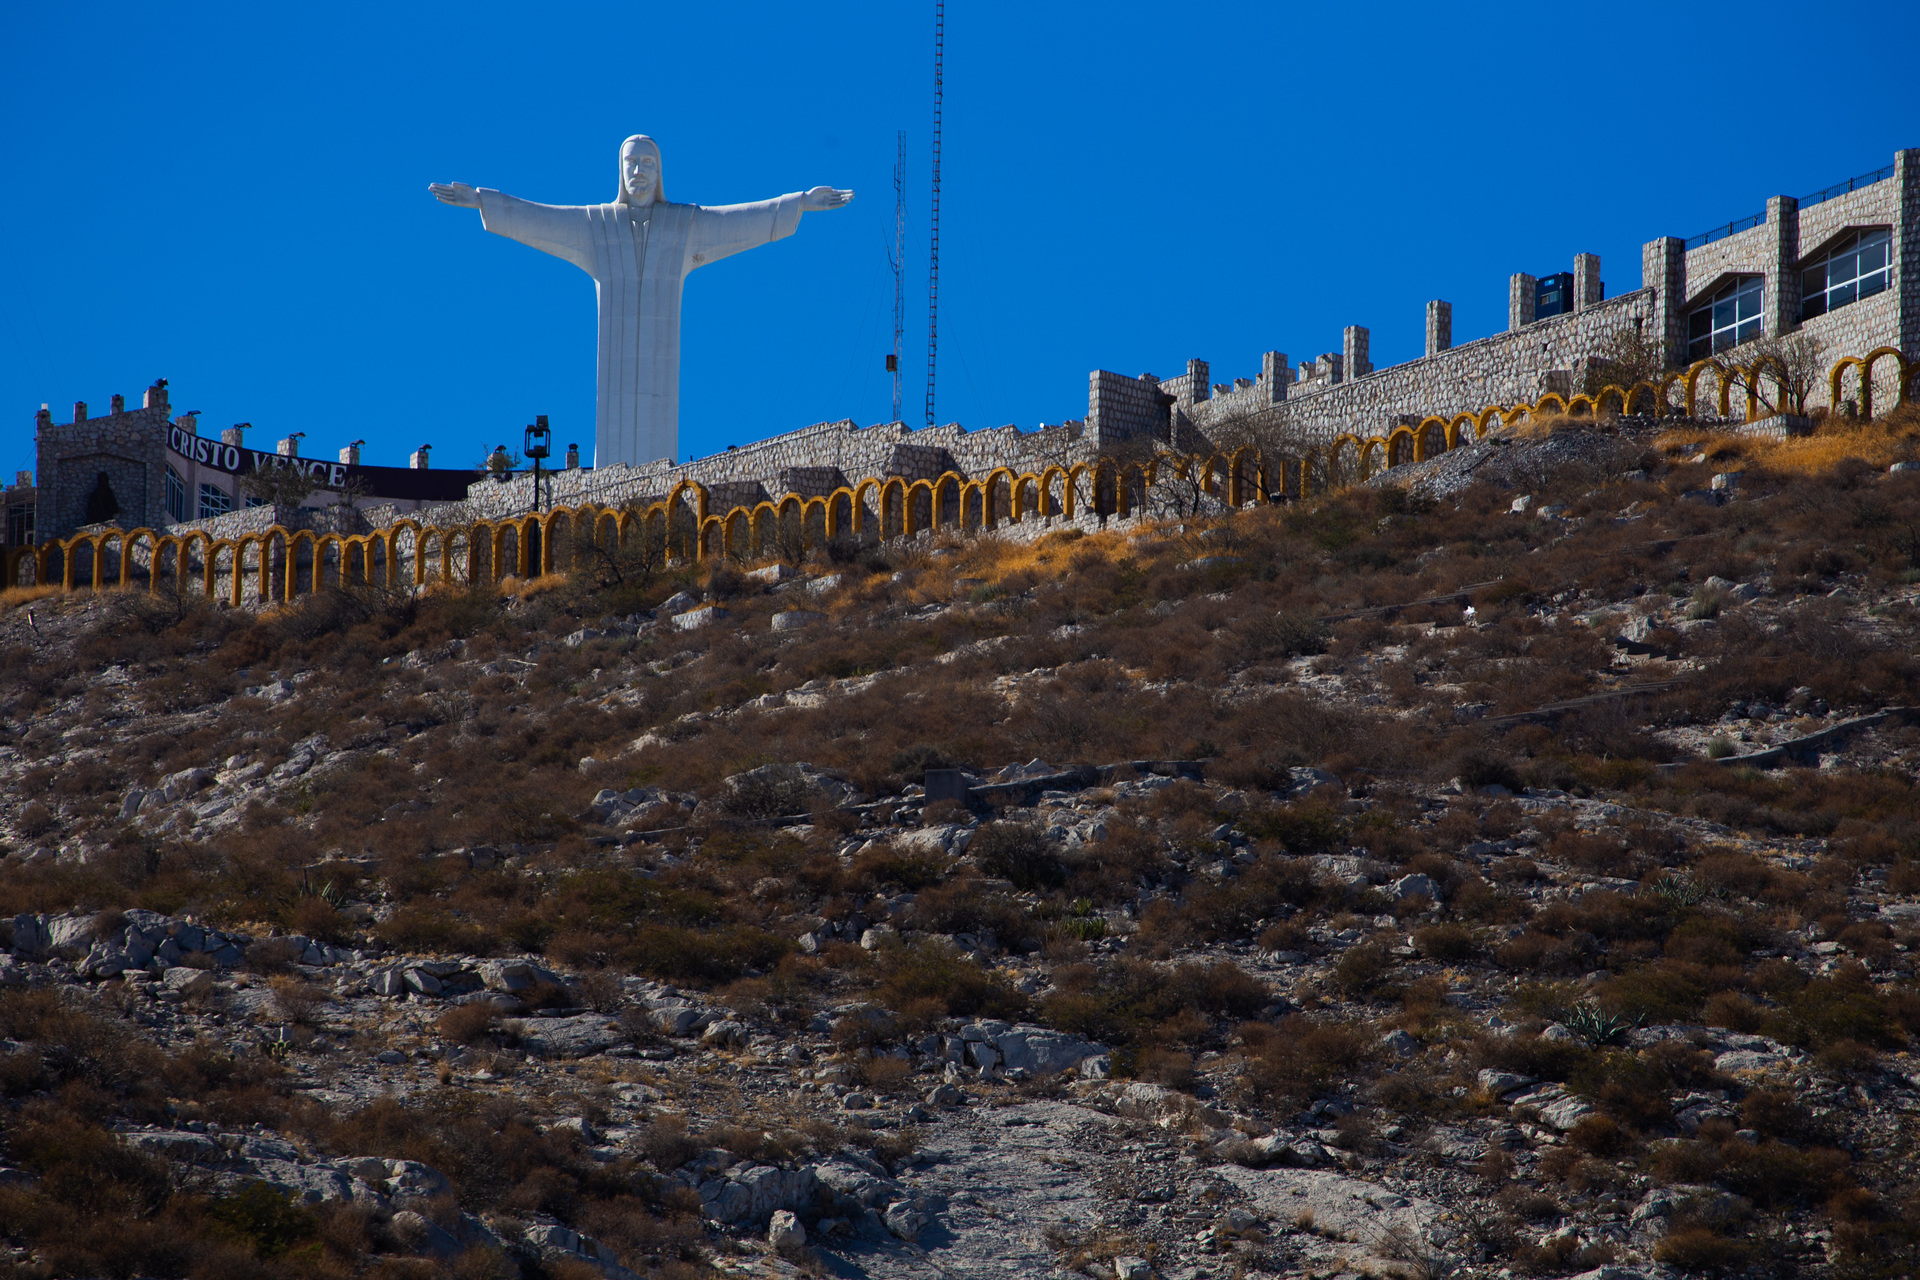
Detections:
[858, 1054, 915, 1094]
[1332, 942, 1398, 997]
[970, 821, 1066, 890]
[1237, 1016, 1368, 1107]
[1136, 1047, 1195, 1088]
[1654, 1224, 1754, 1272]
[1240, 802, 1344, 853]
[16, 803, 54, 839]
[207, 1181, 320, 1259]
[640, 1115, 699, 1170]
[1412, 923, 1479, 961]
[437, 1003, 502, 1046]
[1450, 749, 1522, 792]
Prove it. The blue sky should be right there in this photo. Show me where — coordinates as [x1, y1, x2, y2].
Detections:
[3, 0, 1917, 479]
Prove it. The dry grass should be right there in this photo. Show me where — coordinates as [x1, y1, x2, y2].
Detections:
[1748, 410, 1920, 474]
[1505, 412, 1622, 441]
[1654, 403, 1920, 477]
[497, 571, 572, 597]
[879, 524, 1149, 609]
[0, 584, 64, 611]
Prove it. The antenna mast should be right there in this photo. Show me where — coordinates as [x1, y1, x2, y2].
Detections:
[891, 131, 906, 424]
[925, 0, 943, 429]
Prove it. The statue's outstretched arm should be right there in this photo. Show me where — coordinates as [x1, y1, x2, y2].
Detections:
[440, 188, 597, 275]
[689, 187, 852, 268]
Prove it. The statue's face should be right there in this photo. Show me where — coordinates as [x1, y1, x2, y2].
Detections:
[623, 146, 660, 204]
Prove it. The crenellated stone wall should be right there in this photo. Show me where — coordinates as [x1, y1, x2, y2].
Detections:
[34, 385, 172, 542]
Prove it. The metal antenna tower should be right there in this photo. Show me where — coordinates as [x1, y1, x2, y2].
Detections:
[925, 0, 943, 429]
[890, 131, 906, 424]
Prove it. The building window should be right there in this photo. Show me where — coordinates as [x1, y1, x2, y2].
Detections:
[197, 483, 233, 519]
[1687, 276, 1763, 362]
[5, 502, 29, 547]
[1800, 227, 1890, 321]
[165, 465, 187, 522]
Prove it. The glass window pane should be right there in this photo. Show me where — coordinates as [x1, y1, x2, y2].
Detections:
[1802, 293, 1827, 321]
[1859, 272, 1886, 300]
[1833, 281, 1856, 308]
[1736, 317, 1760, 343]
[1859, 243, 1887, 274]
[1689, 308, 1711, 340]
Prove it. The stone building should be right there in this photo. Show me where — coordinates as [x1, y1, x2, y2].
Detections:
[31, 383, 477, 544]
[1086, 149, 1919, 449]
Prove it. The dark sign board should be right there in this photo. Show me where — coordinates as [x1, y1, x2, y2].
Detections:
[167, 427, 479, 502]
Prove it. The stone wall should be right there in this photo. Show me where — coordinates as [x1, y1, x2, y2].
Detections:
[1152, 290, 1656, 447]
[422, 418, 1089, 531]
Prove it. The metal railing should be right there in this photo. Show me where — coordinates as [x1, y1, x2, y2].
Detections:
[1684, 162, 1898, 250]
[1800, 163, 1895, 210]
[1686, 211, 1764, 250]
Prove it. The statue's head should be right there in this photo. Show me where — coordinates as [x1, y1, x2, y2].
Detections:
[619, 135, 664, 206]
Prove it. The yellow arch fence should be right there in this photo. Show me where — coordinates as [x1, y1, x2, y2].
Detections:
[7, 349, 1909, 602]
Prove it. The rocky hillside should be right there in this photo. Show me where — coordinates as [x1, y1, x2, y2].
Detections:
[3, 411, 1920, 1280]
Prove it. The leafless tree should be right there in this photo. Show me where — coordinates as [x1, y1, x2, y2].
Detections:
[241, 461, 317, 509]
[1723, 330, 1827, 415]
[1581, 325, 1667, 401]
[1200, 401, 1300, 504]
[564, 501, 669, 593]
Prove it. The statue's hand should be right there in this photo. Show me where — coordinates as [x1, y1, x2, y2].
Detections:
[801, 186, 854, 211]
[429, 182, 483, 208]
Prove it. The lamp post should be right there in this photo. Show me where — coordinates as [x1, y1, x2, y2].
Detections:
[524, 415, 552, 513]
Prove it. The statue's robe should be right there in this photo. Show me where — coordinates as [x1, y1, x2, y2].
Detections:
[477, 190, 804, 468]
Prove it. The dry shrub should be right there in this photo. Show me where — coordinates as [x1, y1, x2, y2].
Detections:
[1549, 829, 1641, 877]
[1565, 1113, 1631, 1157]
[1740, 1088, 1822, 1144]
[436, 1003, 501, 1046]
[857, 1054, 914, 1094]
[246, 936, 306, 974]
[639, 1115, 699, 1171]
[285, 895, 352, 944]
[869, 1125, 919, 1172]
[909, 880, 1045, 953]
[1654, 1224, 1755, 1272]
[1412, 922, 1479, 961]
[969, 821, 1065, 890]
[1702, 991, 1766, 1033]
[850, 842, 946, 893]
[16, 803, 55, 839]
[573, 970, 628, 1014]
[1332, 942, 1398, 997]
[872, 939, 1027, 1022]
[268, 975, 330, 1026]
[372, 904, 498, 957]
[1237, 1015, 1368, 1107]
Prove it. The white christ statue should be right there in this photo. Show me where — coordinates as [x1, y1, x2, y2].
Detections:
[431, 135, 851, 468]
